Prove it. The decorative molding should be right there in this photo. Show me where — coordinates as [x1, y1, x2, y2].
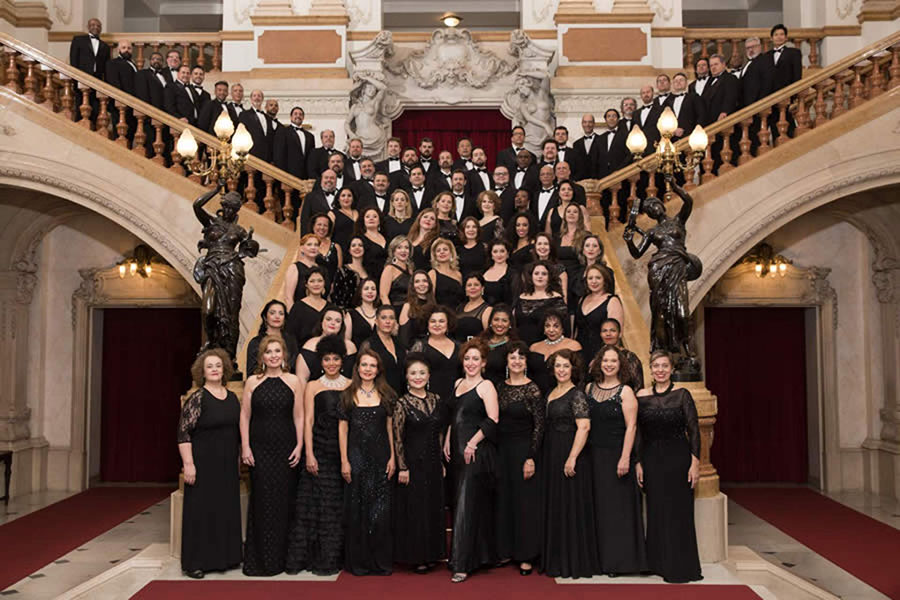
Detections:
[54, 0, 72, 25]
[803, 267, 839, 329]
[0, 124, 17, 136]
[649, 0, 675, 21]
[250, 14, 349, 25]
[836, 0, 862, 19]
[345, 0, 374, 30]
[555, 12, 655, 24]
[554, 93, 625, 113]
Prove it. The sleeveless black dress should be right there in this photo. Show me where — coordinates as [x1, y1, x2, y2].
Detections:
[587, 383, 647, 575]
[364, 334, 407, 398]
[479, 217, 504, 244]
[286, 388, 344, 575]
[340, 402, 393, 575]
[509, 243, 534, 276]
[385, 264, 410, 314]
[513, 295, 567, 346]
[362, 236, 388, 286]
[483, 266, 513, 306]
[484, 341, 509, 390]
[349, 308, 375, 350]
[455, 301, 489, 342]
[412, 244, 430, 272]
[433, 271, 464, 308]
[243, 377, 299, 576]
[178, 388, 242, 574]
[384, 215, 413, 240]
[286, 300, 326, 347]
[575, 294, 615, 366]
[449, 384, 498, 573]
[411, 340, 460, 414]
[458, 243, 487, 280]
[330, 209, 356, 251]
[316, 243, 339, 294]
[392, 392, 448, 566]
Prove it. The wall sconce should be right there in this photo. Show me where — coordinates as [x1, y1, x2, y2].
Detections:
[441, 12, 462, 27]
[741, 243, 791, 278]
[117, 244, 158, 279]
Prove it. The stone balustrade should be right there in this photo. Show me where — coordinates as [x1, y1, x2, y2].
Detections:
[48, 31, 227, 71]
[681, 28, 831, 70]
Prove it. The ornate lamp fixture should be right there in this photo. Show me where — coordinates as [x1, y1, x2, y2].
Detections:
[175, 110, 254, 181]
[440, 12, 462, 27]
[741, 242, 792, 278]
[625, 107, 708, 183]
[117, 244, 158, 279]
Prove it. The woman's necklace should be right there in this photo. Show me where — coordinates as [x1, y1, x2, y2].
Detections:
[544, 336, 564, 346]
[359, 305, 376, 319]
[489, 335, 507, 348]
[359, 384, 376, 398]
[322, 374, 349, 389]
[653, 381, 674, 396]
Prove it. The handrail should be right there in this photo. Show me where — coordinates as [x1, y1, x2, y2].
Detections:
[584, 29, 900, 219]
[47, 31, 227, 70]
[0, 31, 314, 228]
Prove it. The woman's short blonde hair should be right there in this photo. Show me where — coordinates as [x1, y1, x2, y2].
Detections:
[190, 348, 233, 387]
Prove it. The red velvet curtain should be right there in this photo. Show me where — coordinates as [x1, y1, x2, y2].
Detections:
[100, 308, 201, 483]
[390, 109, 512, 170]
[704, 307, 808, 483]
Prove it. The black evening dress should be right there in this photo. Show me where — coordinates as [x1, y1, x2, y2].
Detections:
[455, 301, 489, 342]
[340, 402, 393, 576]
[526, 351, 554, 396]
[449, 383, 498, 574]
[385, 264, 411, 314]
[541, 387, 600, 578]
[243, 377, 299, 576]
[623, 348, 645, 391]
[178, 388, 242, 574]
[558, 244, 580, 276]
[575, 294, 615, 366]
[297, 347, 357, 381]
[509, 243, 534, 276]
[286, 300, 325, 347]
[586, 383, 647, 575]
[458, 243, 487, 280]
[362, 236, 388, 286]
[330, 266, 362, 309]
[364, 334, 407, 398]
[392, 392, 448, 566]
[247, 333, 298, 375]
[480, 217, 504, 244]
[412, 244, 430, 272]
[349, 308, 375, 350]
[638, 386, 703, 583]
[316, 243, 339, 294]
[411, 340, 460, 413]
[433, 271, 464, 308]
[285, 389, 344, 575]
[384, 215, 413, 241]
[513, 295, 567, 346]
[330, 209, 356, 251]
[570, 263, 616, 312]
[437, 218, 459, 245]
[399, 309, 428, 347]
[495, 381, 544, 563]
[484, 341, 509, 389]
[483, 266, 513, 306]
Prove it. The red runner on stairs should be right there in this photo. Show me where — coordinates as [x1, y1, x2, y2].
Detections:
[726, 487, 900, 599]
[0, 486, 173, 590]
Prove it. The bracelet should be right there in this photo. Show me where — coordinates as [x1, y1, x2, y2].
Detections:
[466, 443, 477, 451]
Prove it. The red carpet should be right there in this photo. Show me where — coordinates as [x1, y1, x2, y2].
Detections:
[133, 568, 762, 599]
[727, 486, 900, 599]
[0, 486, 173, 590]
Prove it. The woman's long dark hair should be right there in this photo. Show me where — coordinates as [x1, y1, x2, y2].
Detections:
[522, 259, 563, 295]
[257, 299, 288, 336]
[504, 210, 538, 249]
[341, 348, 397, 413]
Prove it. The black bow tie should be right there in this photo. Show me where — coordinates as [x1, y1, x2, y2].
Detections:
[324, 191, 335, 197]
[389, 158, 400, 163]
[420, 158, 430, 163]
[376, 194, 386, 200]
[292, 125, 303, 131]
[256, 109, 265, 114]
[774, 47, 783, 53]
[541, 188, 554, 193]
[584, 134, 594, 139]
[89, 34, 99, 40]
[673, 92, 685, 97]
[412, 187, 424, 192]
[475, 167, 486, 172]
[454, 193, 464, 198]
[517, 167, 527, 172]
[697, 76, 708, 81]
[350, 158, 359, 163]
[642, 105, 652, 110]
[495, 186, 506, 193]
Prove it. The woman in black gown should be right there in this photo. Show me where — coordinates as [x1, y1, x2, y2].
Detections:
[600, 317, 644, 390]
[339, 349, 397, 576]
[392, 354, 448, 572]
[478, 191, 505, 244]
[241, 336, 304, 576]
[348, 278, 379, 350]
[428, 238, 465, 308]
[398, 270, 435, 347]
[330, 236, 368, 309]
[636, 350, 702, 583]
[286, 336, 349, 575]
[384, 189, 414, 240]
[410, 305, 460, 414]
[408, 208, 439, 272]
[495, 342, 544, 576]
[458, 217, 487, 280]
[483, 239, 514, 306]
[434, 191, 460, 245]
[357, 207, 388, 285]
[312, 213, 342, 290]
[513, 260, 567, 346]
[506, 211, 538, 277]
[480, 305, 517, 388]
[532, 233, 568, 304]
[445, 338, 499, 582]
[178, 349, 242, 578]
[296, 307, 358, 385]
[246, 299, 298, 373]
[285, 266, 329, 347]
[363, 305, 407, 398]
[541, 348, 600, 578]
[527, 310, 582, 396]
[586, 345, 647, 576]
[330, 187, 358, 251]
[575, 264, 624, 368]
[455, 273, 492, 343]
[569, 234, 616, 313]
[379, 236, 412, 314]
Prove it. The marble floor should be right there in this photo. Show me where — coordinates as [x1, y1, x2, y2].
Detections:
[0, 487, 896, 599]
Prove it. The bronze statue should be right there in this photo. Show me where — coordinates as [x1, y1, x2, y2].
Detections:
[193, 184, 260, 377]
[624, 177, 702, 379]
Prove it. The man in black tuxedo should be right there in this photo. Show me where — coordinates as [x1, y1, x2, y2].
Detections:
[226, 83, 246, 124]
[417, 138, 435, 176]
[309, 130, 345, 179]
[553, 126, 583, 180]
[345, 138, 364, 181]
[265, 99, 281, 131]
[532, 165, 557, 230]
[492, 165, 518, 223]
[273, 105, 315, 180]
[513, 148, 539, 193]
[358, 171, 390, 214]
[538, 138, 558, 170]
[452, 137, 474, 172]
[325, 153, 348, 190]
[703, 54, 740, 171]
[449, 170, 476, 221]
[689, 57, 711, 98]
[554, 162, 586, 206]
[430, 150, 454, 191]
[69, 18, 109, 80]
[766, 24, 802, 94]
[496, 126, 534, 174]
[197, 80, 230, 135]
[375, 137, 402, 173]
[352, 159, 377, 206]
[404, 165, 435, 215]
[635, 86, 660, 152]
[300, 169, 338, 234]
[105, 41, 138, 140]
[596, 109, 629, 178]
[466, 147, 492, 197]
[670, 73, 705, 140]
[389, 147, 419, 191]
[238, 88, 275, 162]
[164, 65, 197, 124]
[573, 114, 599, 180]
[162, 50, 181, 84]
[737, 37, 771, 108]
[620, 97, 637, 134]
[133, 51, 166, 155]
[189, 66, 210, 117]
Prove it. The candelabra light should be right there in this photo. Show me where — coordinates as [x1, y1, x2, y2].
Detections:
[741, 243, 791, 278]
[625, 107, 708, 182]
[175, 110, 254, 182]
[117, 244, 158, 279]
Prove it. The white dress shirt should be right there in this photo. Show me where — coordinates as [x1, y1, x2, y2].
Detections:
[582, 134, 595, 154]
[537, 187, 554, 220]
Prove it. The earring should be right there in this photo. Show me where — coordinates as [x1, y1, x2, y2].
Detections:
[282, 360, 287, 370]
[505, 366, 509, 379]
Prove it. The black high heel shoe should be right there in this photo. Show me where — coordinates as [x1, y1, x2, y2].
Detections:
[519, 563, 533, 576]
[185, 569, 204, 579]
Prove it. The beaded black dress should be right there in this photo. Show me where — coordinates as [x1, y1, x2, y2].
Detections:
[330, 266, 362, 309]
[495, 381, 544, 563]
[449, 384, 498, 573]
[340, 402, 393, 576]
[513, 295, 567, 346]
[587, 383, 647, 575]
[541, 387, 600, 578]
[392, 391, 448, 566]
[638, 386, 702, 583]
[243, 377, 299, 576]
[178, 388, 242, 574]
[285, 388, 344, 575]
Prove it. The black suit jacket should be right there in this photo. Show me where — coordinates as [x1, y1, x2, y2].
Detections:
[226, 102, 246, 126]
[105, 57, 137, 95]
[452, 157, 473, 172]
[273, 125, 315, 180]
[238, 108, 275, 162]
[556, 146, 582, 180]
[430, 169, 454, 193]
[494, 186, 518, 223]
[512, 164, 539, 193]
[496, 146, 534, 174]
[134, 68, 166, 109]
[572, 135, 600, 179]
[164, 81, 197, 124]
[388, 167, 412, 193]
[595, 128, 629, 178]
[197, 99, 228, 135]
[701, 72, 740, 126]
[451, 191, 478, 221]
[69, 34, 110, 79]
[188, 85, 211, 117]
[766, 46, 802, 93]
[531, 187, 559, 229]
[309, 147, 346, 179]
[671, 93, 705, 140]
[466, 167, 493, 197]
[375, 156, 402, 175]
[299, 189, 337, 234]
[737, 57, 772, 108]
[401, 180, 441, 215]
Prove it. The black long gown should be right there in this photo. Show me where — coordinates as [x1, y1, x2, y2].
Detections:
[330, 209, 356, 250]
[484, 341, 509, 389]
[433, 271, 464, 308]
[541, 387, 600, 578]
[458, 243, 487, 279]
[495, 381, 544, 563]
[364, 334, 407, 398]
[349, 308, 375, 350]
[586, 383, 647, 575]
[340, 402, 393, 575]
[411, 339, 460, 413]
[362, 236, 388, 285]
[638, 386, 703, 583]
[392, 391, 448, 566]
[243, 377, 299, 576]
[286, 389, 344, 575]
[449, 384, 498, 574]
[178, 388, 242, 574]
[513, 295, 567, 346]
[575, 294, 615, 366]
[483, 267, 513, 306]
[287, 300, 326, 347]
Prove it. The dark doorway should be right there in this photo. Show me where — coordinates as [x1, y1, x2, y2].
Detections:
[704, 307, 808, 483]
[391, 109, 512, 170]
[99, 307, 201, 483]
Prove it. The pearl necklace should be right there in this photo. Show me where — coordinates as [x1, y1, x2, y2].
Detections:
[544, 336, 564, 346]
[321, 375, 349, 389]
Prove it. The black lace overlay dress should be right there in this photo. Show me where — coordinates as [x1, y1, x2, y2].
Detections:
[178, 388, 242, 574]
[623, 348, 645, 391]
[638, 387, 703, 583]
[340, 402, 393, 576]
[541, 388, 600, 578]
[483, 267, 513, 306]
[449, 384, 498, 574]
[575, 294, 615, 367]
[480, 217, 504, 244]
[495, 381, 545, 563]
[455, 301, 489, 342]
[243, 378, 299, 576]
[587, 383, 647, 575]
[286, 389, 344, 575]
[458, 243, 487, 280]
[434, 271, 464, 308]
[392, 392, 448, 565]
[513, 295, 567, 346]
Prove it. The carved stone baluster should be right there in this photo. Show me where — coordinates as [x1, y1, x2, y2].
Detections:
[700, 145, 716, 184]
[812, 82, 827, 126]
[39, 66, 56, 109]
[850, 63, 866, 108]
[115, 107, 129, 145]
[794, 91, 811, 136]
[715, 39, 725, 59]
[170, 151, 185, 175]
[774, 100, 790, 146]
[699, 39, 709, 59]
[889, 45, 900, 89]
[226, 177, 238, 193]
[718, 135, 734, 174]
[151, 120, 166, 163]
[832, 75, 846, 118]
[282, 185, 295, 229]
[738, 118, 752, 165]
[646, 169, 658, 199]
[96, 94, 111, 138]
[212, 43, 222, 71]
[5, 49, 21, 93]
[757, 106, 772, 154]
[23, 59, 38, 101]
[261, 176, 277, 220]
[808, 38, 820, 68]
[79, 87, 93, 127]
[626, 174, 640, 213]
[608, 185, 620, 224]
[183, 42, 192, 65]
[133, 43, 143, 68]
[244, 167, 258, 210]
[60, 77, 74, 119]
[869, 54, 885, 98]
[196, 43, 206, 70]
[133, 113, 148, 156]
[684, 39, 693, 69]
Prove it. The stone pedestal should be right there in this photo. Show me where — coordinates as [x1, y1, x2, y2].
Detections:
[681, 381, 720, 498]
[695, 492, 728, 563]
